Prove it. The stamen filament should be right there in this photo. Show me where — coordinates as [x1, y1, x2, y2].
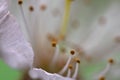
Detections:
[98, 58, 114, 80]
[18, 0, 31, 38]
[59, 50, 75, 74]
[51, 44, 60, 65]
[59, 55, 72, 74]
[67, 65, 73, 77]
[72, 58, 80, 79]
[98, 64, 110, 80]
[100, 63, 110, 77]
[59, 0, 71, 39]
[67, 69, 71, 77]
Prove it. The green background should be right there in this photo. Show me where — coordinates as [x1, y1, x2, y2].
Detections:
[0, 60, 21, 80]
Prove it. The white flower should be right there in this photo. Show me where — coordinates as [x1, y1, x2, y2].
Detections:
[1, 0, 120, 80]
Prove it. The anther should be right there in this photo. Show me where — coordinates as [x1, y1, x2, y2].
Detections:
[68, 64, 73, 70]
[75, 58, 80, 64]
[99, 76, 105, 80]
[72, 58, 80, 79]
[18, 0, 23, 5]
[70, 50, 75, 55]
[108, 58, 114, 64]
[18, 0, 31, 38]
[29, 6, 34, 12]
[67, 64, 73, 77]
[51, 40, 57, 47]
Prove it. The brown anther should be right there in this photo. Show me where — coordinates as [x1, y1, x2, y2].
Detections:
[18, 0, 23, 5]
[75, 58, 80, 64]
[68, 64, 73, 69]
[29, 6, 34, 12]
[108, 58, 114, 64]
[70, 50, 75, 55]
[99, 76, 105, 80]
[51, 41, 57, 47]
[40, 4, 47, 11]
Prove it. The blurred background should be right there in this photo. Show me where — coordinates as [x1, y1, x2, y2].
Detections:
[0, 60, 21, 80]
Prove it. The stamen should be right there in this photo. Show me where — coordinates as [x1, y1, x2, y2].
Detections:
[18, 0, 31, 38]
[51, 40, 59, 66]
[59, 0, 72, 40]
[29, 6, 34, 12]
[18, 0, 23, 5]
[67, 64, 73, 77]
[98, 58, 114, 80]
[99, 64, 110, 78]
[70, 49, 75, 55]
[59, 50, 75, 74]
[72, 58, 80, 79]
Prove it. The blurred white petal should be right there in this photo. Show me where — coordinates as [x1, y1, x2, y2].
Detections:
[29, 68, 74, 80]
[0, 0, 34, 70]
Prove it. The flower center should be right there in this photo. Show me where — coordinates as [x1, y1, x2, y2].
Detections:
[17, 0, 81, 79]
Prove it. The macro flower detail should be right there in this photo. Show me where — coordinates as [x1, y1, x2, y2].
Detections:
[1, 0, 120, 80]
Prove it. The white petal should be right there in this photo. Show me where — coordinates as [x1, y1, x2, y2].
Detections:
[0, 0, 34, 70]
[0, 0, 8, 19]
[82, 3, 120, 59]
[29, 68, 74, 80]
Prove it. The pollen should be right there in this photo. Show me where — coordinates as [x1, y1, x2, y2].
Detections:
[18, 0, 23, 5]
[29, 6, 34, 12]
[70, 50, 75, 55]
[99, 76, 105, 80]
[108, 58, 114, 64]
